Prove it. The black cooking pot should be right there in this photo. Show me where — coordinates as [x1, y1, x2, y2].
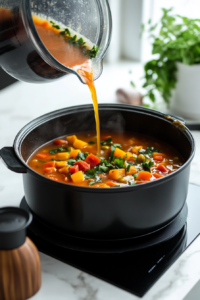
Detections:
[0, 104, 195, 240]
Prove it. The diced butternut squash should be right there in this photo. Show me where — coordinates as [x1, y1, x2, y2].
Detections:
[108, 169, 125, 181]
[73, 139, 88, 149]
[55, 161, 68, 169]
[70, 149, 81, 159]
[132, 146, 143, 155]
[66, 135, 77, 144]
[71, 171, 84, 183]
[56, 152, 70, 161]
[126, 152, 137, 161]
[136, 171, 152, 181]
[114, 148, 126, 158]
[58, 166, 70, 175]
[126, 166, 138, 176]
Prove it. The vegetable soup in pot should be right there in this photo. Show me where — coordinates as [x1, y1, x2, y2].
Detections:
[28, 131, 184, 188]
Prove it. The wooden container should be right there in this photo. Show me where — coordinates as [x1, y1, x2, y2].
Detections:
[0, 207, 41, 300]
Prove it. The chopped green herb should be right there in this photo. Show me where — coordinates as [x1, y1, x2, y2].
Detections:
[67, 159, 76, 166]
[142, 161, 154, 172]
[88, 181, 96, 185]
[84, 152, 89, 158]
[129, 180, 136, 186]
[113, 157, 125, 168]
[126, 164, 131, 172]
[113, 143, 121, 148]
[85, 169, 96, 179]
[98, 166, 109, 173]
[76, 152, 85, 161]
[139, 147, 160, 156]
[50, 21, 98, 59]
[133, 174, 138, 179]
[88, 141, 96, 145]
[88, 176, 102, 185]
[49, 147, 68, 155]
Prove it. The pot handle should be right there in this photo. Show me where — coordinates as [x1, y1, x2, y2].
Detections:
[0, 147, 27, 173]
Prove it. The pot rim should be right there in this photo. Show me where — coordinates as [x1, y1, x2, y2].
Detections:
[13, 104, 195, 193]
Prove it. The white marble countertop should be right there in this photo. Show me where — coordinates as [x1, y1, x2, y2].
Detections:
[1, 61, 200, 300]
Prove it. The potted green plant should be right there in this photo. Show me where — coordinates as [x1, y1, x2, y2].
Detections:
[140, 7, 200, 119]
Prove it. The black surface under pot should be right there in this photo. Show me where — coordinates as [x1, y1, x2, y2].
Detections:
[0, 104, 195, 240]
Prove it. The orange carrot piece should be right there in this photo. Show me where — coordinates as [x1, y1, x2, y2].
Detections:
[43, 161, 56, 169]
[157, 164, 168, 173]
[106, 181, 120, 187]
[43, 167, 56, 173]
[136, 181, 149, 184]
[153, 172, 164, 179]
[154, 155, 164, 161]
[37, 153, 49, 159]
[136, 171, 152, 181]
[153, 153, 165, 161]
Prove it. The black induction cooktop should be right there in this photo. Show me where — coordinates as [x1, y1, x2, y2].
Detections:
[20, 183, 200, 297]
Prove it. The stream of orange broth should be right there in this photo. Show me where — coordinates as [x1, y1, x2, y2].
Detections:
[33, 16, 101, 155]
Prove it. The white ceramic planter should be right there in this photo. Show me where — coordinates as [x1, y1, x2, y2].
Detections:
[170, 62, 200, 120]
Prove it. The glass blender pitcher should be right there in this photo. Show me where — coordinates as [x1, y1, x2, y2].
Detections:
[0, 0, 112, 83]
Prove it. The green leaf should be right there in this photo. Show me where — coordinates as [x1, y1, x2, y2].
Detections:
[142, 161, 154, 172]
[49, 147, 68, 155]
[130, 81, 136, 88]
[85, 169, 96, 179]
[76, 152, 85, 161]
[88, 141, 96, 145]
[129, 180, 136, 186]
[84, 152, 89, 158]
[67, 159, 76, 166]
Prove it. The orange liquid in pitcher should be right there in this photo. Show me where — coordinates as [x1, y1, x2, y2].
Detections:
[33, 16, 101, 155]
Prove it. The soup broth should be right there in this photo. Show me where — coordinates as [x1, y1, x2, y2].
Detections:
[28, 131, 184, 188]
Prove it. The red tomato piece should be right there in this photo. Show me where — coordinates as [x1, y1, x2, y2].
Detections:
[157, 164, 168, 173]
[84, 153, 101, 169]
[54, 139, 68, 145]
[43, 161, 56, 169]
[74, 161, 90, 172]
[69, 165, 79, 173]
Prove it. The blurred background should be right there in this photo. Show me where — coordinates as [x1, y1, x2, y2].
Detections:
[1, 0, 200, 146]
[1, 0, 200, 203]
